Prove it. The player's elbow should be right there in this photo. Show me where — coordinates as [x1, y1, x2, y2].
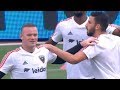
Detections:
[70, 61, 79, 64]
[68, 57, 81, 64]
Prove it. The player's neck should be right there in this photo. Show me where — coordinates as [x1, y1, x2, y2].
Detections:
[93, 31, 106, 38]
[74, 15, 87, 25]
[21, 45, 35, 53]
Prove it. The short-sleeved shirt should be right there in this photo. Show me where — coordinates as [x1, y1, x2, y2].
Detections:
[83, 34, 120, 79]
[51, 16, 117, 79]
[0, 47, 57, 79]
[52, 16, 94, 79]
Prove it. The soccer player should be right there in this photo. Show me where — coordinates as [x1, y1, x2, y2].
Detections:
[46, 11, 94, 79]
[46, 11, 120, 79]
[0, 23, 57, 79]
[0, 23, 96, 79]
[43, 12, 120, 79]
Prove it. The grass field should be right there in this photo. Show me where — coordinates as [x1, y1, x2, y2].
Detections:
[0, 44, 66, 79]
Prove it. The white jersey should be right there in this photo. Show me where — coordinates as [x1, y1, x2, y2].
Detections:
[0, 47, 57, 79]
[51, 16, 117, 79]
[83, 34, 120, 79]
[52, 16, 94, 79]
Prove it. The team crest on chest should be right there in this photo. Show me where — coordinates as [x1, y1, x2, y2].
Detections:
[39, 55, 45, 63]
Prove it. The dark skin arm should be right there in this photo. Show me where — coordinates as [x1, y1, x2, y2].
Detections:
[45, 38, 58, 46]
[43, 37, 97, 63]
[53, 43, 83, 64]
[105, 11, 120, 36]
[46, 38, 82, 64]
[112, 28, 120, 37]
[46, 38, 65, 64]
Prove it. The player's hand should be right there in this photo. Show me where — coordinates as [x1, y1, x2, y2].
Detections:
[80, 37, 98, 47]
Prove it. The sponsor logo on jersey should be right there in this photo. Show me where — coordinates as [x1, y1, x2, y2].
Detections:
[69, 39, 75, 43]
[32, 67, 46, 73]
[39, 55, 45, 63]
[24, 68, 30, 72]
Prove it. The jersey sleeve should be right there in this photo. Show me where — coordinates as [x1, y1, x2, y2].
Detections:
[51, 23, 63, 43]
[106, 24, 116, 34]
[47, 51, 57, 63]
[83, 43, 105, 60]
[0, 52, 14, 74]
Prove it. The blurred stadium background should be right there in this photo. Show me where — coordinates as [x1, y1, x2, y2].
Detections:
[0, 11, 120, 79]
[0, 11, 120, 42]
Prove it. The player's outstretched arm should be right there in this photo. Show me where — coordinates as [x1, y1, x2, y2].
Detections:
[0, 71, 5, 79]
[53, 43, 83, 64]
[45, 37, 97, 64]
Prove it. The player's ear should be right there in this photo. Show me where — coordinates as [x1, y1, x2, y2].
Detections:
[96, 24, 100, 30]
